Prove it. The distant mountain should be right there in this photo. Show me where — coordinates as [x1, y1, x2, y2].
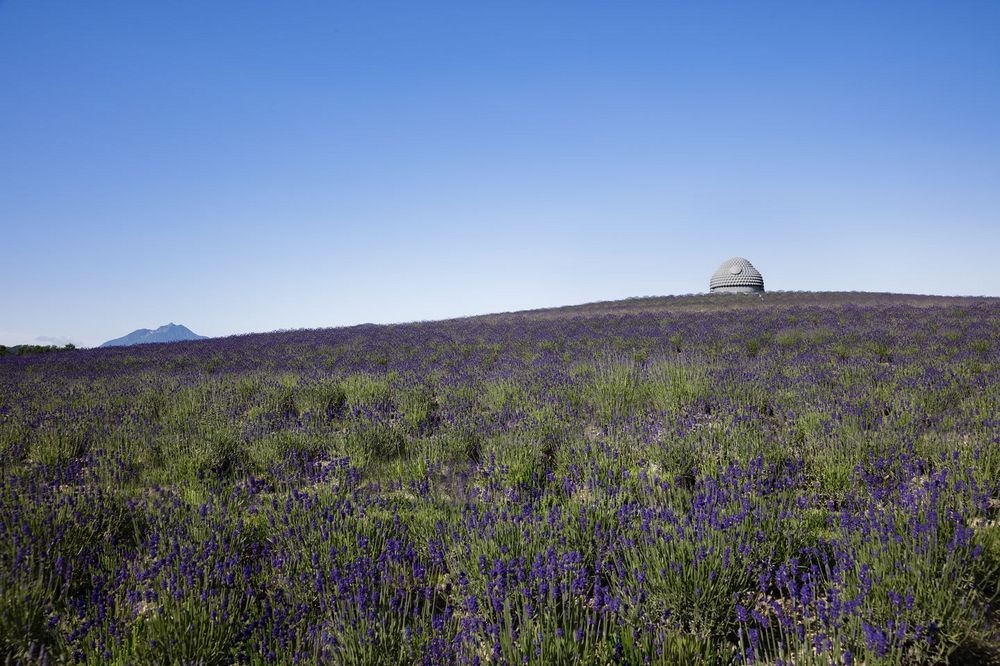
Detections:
[100, 323, 207, 348]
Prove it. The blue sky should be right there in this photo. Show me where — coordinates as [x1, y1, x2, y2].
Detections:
[2, 2, 999, 347]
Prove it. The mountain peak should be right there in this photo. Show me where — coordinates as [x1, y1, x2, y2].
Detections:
[100, 324, 207, 348]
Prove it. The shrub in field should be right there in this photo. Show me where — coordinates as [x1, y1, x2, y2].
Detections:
[340, 372, 393, 409]
[115, 593, 244, 666]
[584, 356, 708, 424]
[0, 578, 61, 663]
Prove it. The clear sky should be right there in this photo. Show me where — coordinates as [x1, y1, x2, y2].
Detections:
[2, 2, 999, 347]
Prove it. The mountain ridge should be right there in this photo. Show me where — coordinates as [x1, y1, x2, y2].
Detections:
[100, 323, 207, 348]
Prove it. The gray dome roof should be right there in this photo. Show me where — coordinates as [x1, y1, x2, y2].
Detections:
[710, 257, 764, 293]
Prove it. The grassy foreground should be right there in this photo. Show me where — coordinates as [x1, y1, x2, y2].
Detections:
[1, 293, 998, 664]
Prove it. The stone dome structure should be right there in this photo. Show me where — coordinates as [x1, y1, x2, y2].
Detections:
[710, 257, 764, 293]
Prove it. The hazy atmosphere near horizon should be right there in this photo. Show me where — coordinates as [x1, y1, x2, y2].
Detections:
[2, 2, 999, 348]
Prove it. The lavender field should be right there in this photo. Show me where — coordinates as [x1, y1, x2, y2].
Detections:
[1, 293, 998, 664]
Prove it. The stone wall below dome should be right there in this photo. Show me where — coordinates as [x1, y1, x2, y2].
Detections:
[710, 285, 764, 294]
